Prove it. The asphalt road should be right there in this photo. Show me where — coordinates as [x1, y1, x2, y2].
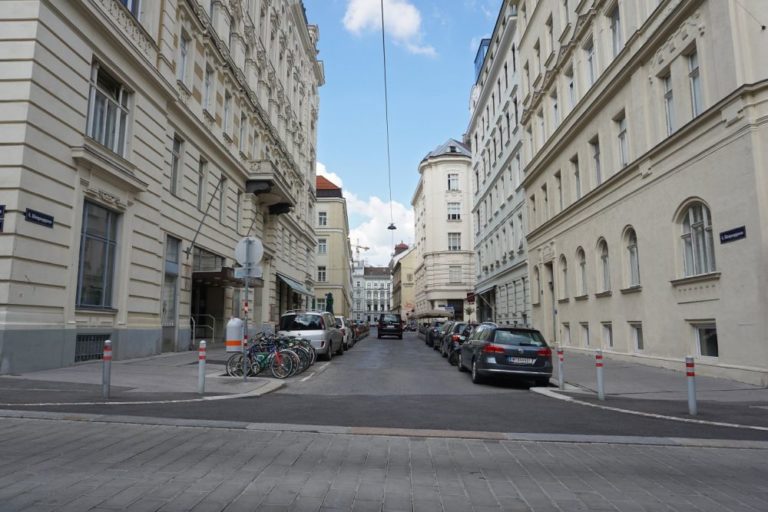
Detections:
[6, 331, 768, 441]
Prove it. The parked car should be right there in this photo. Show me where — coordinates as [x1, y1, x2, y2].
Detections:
[377, 313, 403, 339]
[438, 321, 469, 357]
[278, 310, 343, 361]
[458, 323, 552, 386]
[424, 321, 445, 347]
[433, 321, 454, 351]
[335, 316, 355, 350]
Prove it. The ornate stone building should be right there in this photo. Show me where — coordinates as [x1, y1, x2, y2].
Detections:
[0, 0, 323, 372]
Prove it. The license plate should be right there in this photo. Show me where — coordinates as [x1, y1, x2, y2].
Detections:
[508, 357, 535, 365]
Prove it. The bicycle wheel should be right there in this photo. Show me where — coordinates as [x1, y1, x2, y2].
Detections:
[282, 349, 301, 376]
[226, 353, 243, 377]
[294, 346, 311, 372]
[270, 351, 294, 379]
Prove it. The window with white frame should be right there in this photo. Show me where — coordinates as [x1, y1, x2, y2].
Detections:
[77, 201, 119, 308]
[571, 155, 581, 200]
[598, 239, 611, 292]
[610, 5, 622, 57]
[318, 238, 327, 254]
[630, 322, 644, 351]
[447, 173, 459, 191]
[318, 211, 327, 226]
[448, 265, 461, 283]
[626, 228, 640, 286]
[533, 266, 541, 304]
[448, 232, 461, 251]
[218, 176, 227, 223]
[602, 322, 613, 348]
[551, 90, 559, 128]
[688, 49, 702, 117]
[235, 189, 242, 232]
[565, 65, 575, 108]
[616, 112, 628, 168]
[559, 255, 568, 299]
[562, 322, 571, 345]
[590, 136, 601, 186]
[577, 247, 587, 295]
[239, 113, 247, 152]
[120, 0, 140, 18]
[197, 158, 207, 210]
[86, 62, 130, 156]
[680, 202, 715, 276]
[316, 298, 325, 311]
[203, 66, 214, 111]
[694, 322, 718, 357]
[170, 135, 183, 196]
[663, 73, 675, 135]
[178, 31, 190, 84]
[585, 37, 596, 87]
[223, 91, 232, 133]
[317, 266, 326, 282]
[447, 202, 461, 221]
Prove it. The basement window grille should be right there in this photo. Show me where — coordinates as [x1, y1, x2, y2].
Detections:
[75, 334, 110, 362]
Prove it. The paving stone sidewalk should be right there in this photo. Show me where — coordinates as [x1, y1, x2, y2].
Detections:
[1, 416, 767, 512]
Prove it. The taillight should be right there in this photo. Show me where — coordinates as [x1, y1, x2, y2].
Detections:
[482, 344, 506, 354]
[452, 335, 460, 342]
[341, 328, 346, 335]
[537, 348, 552, 357]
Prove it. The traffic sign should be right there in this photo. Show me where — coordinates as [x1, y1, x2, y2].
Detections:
[235, 237, 263, 265]
[235, 265, 263, 279]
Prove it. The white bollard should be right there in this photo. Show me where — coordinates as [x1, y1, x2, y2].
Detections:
[102, 340, 112, 399]
[557, 346, 565, 390]
[686, 356, 697, 416]
[595, 349, 605, 401]
[198, 340, 207, 395]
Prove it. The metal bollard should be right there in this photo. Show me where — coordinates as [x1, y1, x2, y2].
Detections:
[595, 349, 605, 401]
[686, 356, 697, 416]
[102, 339, 112, 399]
[198, 340, 207, 395]
[557, 346, 565, 390]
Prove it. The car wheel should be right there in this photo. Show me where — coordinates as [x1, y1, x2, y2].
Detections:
[336, 340, 345, 355]
[448, 351, 458, 366]
[471, 359, 483, 384]
[457, 352, 466, 372]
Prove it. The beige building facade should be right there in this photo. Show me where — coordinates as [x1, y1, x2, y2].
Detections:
[313, 176, 352, 318]
[517, 0, 768, 384]
[0, 0, 323, 373]
[391, 243, 416, 319]
[412, 140, 476, 320]
[468, 4, 532, 326]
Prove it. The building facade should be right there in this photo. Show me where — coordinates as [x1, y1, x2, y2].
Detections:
[518, 0, 768, 384]
[412, 140, 476, 320]
[363, 267, 391, 322]
[468, 3, 532, 325]
[0, 0, 323, 373]
[313, 176, 352, 317]
[390, 243, 416, 319]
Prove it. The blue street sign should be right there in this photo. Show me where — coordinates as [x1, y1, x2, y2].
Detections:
[24, 208, 54, 228]
[719, 226, 746, 244]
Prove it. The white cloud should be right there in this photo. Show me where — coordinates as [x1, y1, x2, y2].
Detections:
[345, 191, 414, 266]
[343, 0, 436, 57]
[316, 161, 344, 188]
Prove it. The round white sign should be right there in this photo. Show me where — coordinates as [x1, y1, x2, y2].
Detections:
[234, 237, 264, 265]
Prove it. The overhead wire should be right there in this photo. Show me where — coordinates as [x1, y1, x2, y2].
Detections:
[379, 0, 396, 249]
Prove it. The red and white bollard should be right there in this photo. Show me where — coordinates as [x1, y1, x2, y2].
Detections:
[595, 349, 605, 401]
[198, 340, 207, 395]
[557, 346, 565, 390]
[686, 356, 697, 416]
[102, 339, 112, 399]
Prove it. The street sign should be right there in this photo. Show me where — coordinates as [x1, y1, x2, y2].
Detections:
[234, 266, 263, 279]
[719, 226, 746, 244]
[234, 237, 263, 265]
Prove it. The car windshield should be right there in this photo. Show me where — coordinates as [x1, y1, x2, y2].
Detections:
[381, 314, 400, 323]
[453, 323, 467, 332]
[279, 314, 323, 331]
[493, 329, 547, 347]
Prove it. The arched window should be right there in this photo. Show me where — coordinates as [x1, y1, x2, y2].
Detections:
[577, 247, 587, 296]
[598, 239, 611, 292]
[680, 203, 715, 276]
[626, 228, 640, 286]
[533, 266, 541, 304]
[559, 255, 568, 299]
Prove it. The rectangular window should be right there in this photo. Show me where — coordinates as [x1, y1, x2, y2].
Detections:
[602, 322, 613, 348]
[610, 6, 622, 57]
[236, 189, 242, 232]
[239, 113, 247, 152]
[565, 65, 575, 108]
[178, 32, 190, 83]
[219, 176, 227, 223]
[318, 238, 327, 254]
[551, 91, 559, 128]
[541, 184, 548, 221]
[77, 201, 119, 308]
[449, 265, 461, 283]
[590, 137, 601, 186]
[120, 0, 140, 18]
[203, 66, 214, 111]
[447, 202, 461, 221]
[317, 266, 327, 282]
[316, 298, 325, 311]
[170, 135, 183, 196]
[86, 62, 130, 156]
[695, 323, 718, 357]
[562, 323, 571, 346]
[581, 322, 590, 347]
[197, 158, 207, 210]
[631, 322, 644, 351]
[617, 114, 628, 167]
[571, 155, 581, 200]
[663, 73, 675, 135]
[585, 38, 596, 87]
[688, 50, 702, 117]
[447, 173, 459, 191]
[555, 171, 563, 211]
[448, 232, 461, 251]
[223, 91, 232, 133]
[318, 211, 327, 226]
[162, 235, 180, 330]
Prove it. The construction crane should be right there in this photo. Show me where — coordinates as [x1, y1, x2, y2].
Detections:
[351, 242, 370, 258]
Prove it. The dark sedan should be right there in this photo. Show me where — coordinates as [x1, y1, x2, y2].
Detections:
[458, 323, 552, 386]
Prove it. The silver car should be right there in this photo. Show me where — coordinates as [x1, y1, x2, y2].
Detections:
[335, 315, 355, 349]
[277, 311, 344, 361]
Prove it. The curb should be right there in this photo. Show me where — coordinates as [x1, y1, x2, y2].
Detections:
[1, 409, 767, 449]
[531, 386, 768, 432]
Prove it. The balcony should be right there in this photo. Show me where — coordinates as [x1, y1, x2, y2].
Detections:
[246, 159, 294, 211]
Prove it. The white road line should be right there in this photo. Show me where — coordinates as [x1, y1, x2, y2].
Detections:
[300, 373, 315, 382]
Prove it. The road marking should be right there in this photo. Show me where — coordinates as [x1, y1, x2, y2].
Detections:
[300, 373, 315, 382]
[532, 387, 768, 432]
[299, 362, 330, 382]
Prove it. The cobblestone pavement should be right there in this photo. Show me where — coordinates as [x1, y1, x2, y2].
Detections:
[2, 417, 767, 512]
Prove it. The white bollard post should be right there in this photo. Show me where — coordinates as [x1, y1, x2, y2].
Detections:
[557, 346, 565, 390]
[102, 340, 112, 399]
[595, 349, 605, 401]
[198, 340, 207, 395]
[686, 356, 697, 416]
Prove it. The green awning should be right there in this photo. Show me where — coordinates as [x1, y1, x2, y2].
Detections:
[277, 273, 312, 296]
